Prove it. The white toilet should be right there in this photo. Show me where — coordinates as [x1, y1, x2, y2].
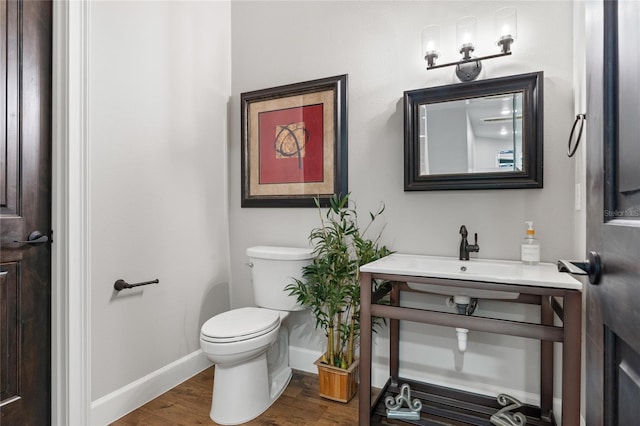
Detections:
[200, 246, 313, 425]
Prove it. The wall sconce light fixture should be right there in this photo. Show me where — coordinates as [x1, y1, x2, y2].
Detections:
[421, 25, 440, 68]
[423, 7, 517, 82]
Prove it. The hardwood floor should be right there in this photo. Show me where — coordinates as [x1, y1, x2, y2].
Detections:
[110, 367, 360, 425]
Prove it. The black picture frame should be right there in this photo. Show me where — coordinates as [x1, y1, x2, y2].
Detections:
[241, 75, 348, 207]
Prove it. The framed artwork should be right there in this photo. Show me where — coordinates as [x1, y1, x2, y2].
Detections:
[241, 75, 348, 207]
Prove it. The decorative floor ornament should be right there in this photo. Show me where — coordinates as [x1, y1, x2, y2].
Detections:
[385, 383, 422, 420]
[490, 393, 528, 426]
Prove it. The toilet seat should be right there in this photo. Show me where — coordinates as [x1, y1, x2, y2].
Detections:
[201, 307, 280, 344]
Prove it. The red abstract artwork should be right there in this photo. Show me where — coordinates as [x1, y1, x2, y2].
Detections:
[258, 104, 324, 184]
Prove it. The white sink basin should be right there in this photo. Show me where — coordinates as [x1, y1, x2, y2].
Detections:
[359, 254, 582, 299]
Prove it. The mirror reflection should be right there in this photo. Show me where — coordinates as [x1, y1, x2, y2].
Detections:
[419, 92, 523, 176]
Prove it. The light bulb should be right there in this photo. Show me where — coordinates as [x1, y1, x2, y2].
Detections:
[456, 16, 478, 50]
[421, 25, 440, 67]
[456, 16, 478, 60]
[495, 7, 517, 53]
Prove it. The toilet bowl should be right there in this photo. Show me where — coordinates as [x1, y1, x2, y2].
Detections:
[200, 307, 289, 425]
[199, 246, 313, 425]
[201, 307, 281, 365]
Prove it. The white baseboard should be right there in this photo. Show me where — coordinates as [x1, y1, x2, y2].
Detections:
[90, 350, 212, 425]
[289, 346, 322, 374]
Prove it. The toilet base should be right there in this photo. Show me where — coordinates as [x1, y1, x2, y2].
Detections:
[210, 353, 292, 425]
[269, 364, 292, 401]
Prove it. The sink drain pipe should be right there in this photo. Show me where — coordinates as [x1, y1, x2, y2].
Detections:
[446, 296, 478, 352]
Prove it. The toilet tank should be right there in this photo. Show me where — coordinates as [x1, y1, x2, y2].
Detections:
[246, 246, 314, 311]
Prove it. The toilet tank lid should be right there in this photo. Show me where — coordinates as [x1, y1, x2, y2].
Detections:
[247, 246, 314, 260]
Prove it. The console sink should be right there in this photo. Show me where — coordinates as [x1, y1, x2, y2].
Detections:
[359, 254, 582, 299]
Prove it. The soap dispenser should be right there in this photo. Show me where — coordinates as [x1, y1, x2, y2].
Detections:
[521, 221, 540, 265]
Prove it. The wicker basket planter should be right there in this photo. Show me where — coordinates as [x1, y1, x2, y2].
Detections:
[314, 357, 359, 403]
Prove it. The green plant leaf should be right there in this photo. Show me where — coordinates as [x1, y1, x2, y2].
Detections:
[292, 192, 393, 367]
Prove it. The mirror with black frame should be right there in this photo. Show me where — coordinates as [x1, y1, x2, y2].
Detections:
[404, 71, 543, 190]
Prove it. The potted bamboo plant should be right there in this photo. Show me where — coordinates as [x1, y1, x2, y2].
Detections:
[286, 193, 392, 403]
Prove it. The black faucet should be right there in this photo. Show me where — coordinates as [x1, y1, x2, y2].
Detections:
[459, 225, 479, 260]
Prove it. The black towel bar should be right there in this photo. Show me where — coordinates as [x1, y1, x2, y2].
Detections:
[114, 278, 159, 291]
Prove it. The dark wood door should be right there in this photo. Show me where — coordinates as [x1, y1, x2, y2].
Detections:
[0, 1, 52, 424]
[585, 0, 640, 424]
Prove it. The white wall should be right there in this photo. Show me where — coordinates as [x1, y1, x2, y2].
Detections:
[88, 0, 231, 405]
[229, 0, 577, 406]
[573, 1, 588, 421]
[426, 106, 468, 174]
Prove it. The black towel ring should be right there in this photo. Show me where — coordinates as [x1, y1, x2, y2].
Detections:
[568, 113, 586, 157]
